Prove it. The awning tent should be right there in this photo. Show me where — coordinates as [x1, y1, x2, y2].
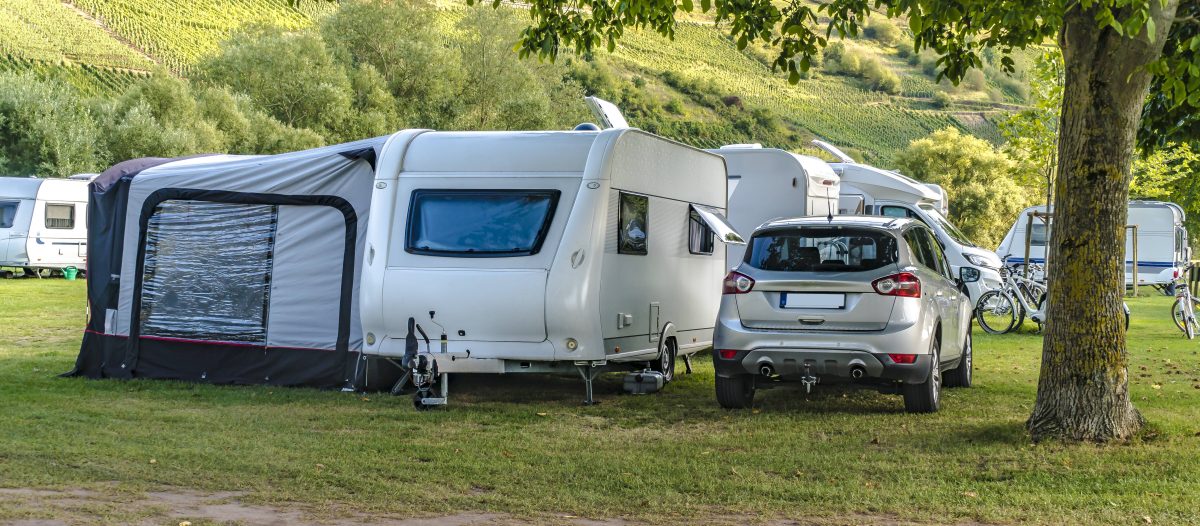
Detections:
[67, 137, 385, 388]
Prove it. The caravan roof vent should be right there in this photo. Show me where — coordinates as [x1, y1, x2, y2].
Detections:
[722, 143, 763, 149]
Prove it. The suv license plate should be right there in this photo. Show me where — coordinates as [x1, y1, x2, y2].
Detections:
[781, 293, 845, 309]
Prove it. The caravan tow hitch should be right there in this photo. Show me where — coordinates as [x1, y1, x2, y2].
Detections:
[397, 317, 447, 410]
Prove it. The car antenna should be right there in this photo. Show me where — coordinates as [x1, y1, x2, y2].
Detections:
[826, 185, 834, 222]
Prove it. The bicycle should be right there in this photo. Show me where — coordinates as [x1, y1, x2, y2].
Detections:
[976, 263, 1130, 335]
[976, 265, 1047, 334]
[1172, 274, 1198, 339]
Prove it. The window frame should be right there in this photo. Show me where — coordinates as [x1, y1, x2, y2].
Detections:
[903, 227, 936, 271]
[44, 203, 76, 230]
[687, 208, 715, 255]
[404, 189, 561, 258]
[617, 191, 649, 256]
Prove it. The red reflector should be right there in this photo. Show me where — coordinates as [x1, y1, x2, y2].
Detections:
[718, 349, 738, 360]
[888, 353, 918, 364]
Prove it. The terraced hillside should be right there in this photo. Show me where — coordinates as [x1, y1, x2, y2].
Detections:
[0, 0, 1026, 163]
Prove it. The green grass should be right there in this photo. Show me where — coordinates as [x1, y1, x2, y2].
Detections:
[1, 279, 1198, 523]
[0, 0, 154, 70]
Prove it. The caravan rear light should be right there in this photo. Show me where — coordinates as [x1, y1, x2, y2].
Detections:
[872, 272, 921, 298]
[723, 271, 755, 294]
[718, 349, 738, 360]
[888, 353, 918, 364]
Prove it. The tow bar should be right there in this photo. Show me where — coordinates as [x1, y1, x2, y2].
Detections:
[800, 362, 819, 394]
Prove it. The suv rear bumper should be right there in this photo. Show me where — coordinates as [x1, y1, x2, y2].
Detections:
[712, 348, 932, 384]
[712, 312, 934, 383]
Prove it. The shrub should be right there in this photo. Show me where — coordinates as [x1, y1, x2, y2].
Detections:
[864, 19, 901, 46]
[963, 69, 988, 91]
[932, 90, 953, 108]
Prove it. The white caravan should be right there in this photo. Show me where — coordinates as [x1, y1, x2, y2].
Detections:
[810, 140, 1004, 305]
[0, 176, 92, 276]
[359, 128, 742, 404]
[708, 144, 841, 268]
[996, 201, 1191, 287]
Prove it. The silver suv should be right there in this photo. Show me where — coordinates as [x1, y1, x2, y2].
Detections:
[712, 216, 975, 412]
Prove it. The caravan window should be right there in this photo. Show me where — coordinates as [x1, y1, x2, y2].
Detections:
[140, 201, 277, 344]
[406, 189, 560, 257]
[45, 203, 75, 229]
[0, 201, 17, 229]
[1029, 223, 1050, 246]
[618, 192, 649, 255]
[745, 227, 898, 272]
[688, 208, 714, 255]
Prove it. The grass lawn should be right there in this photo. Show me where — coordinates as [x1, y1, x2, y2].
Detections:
[1, 279, 1198, 524]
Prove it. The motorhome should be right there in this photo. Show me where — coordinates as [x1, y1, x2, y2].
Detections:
[360, 128, 740, 405]
[708, 144, 841, 267]
[0, 176, 92, 277]
[71, 103, 742, 406]
[810, 140, 1004, 305]
[996, 201, 1191, 288]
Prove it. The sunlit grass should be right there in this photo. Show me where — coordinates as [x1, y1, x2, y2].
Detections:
[0, 279, 1197, 524]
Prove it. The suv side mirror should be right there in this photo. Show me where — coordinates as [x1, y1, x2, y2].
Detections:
[960, 267, 980, 283]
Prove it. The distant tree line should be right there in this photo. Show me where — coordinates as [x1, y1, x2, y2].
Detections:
[0, 1, 808, 178]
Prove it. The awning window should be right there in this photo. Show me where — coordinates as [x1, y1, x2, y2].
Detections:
[690, 204, 745, 245]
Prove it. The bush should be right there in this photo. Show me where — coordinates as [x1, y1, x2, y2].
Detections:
[963, 69, 988, 91]
[864, 19, 901, 46]
[932, 90, 953, 108]
[0, 72, 104, 176]
[862, 58, 901, 94]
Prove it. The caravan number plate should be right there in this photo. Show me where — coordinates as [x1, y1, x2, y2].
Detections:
[781, 293, 845, 309]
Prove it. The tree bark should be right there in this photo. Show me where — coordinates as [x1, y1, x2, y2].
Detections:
[1028, 1, 1179, 441]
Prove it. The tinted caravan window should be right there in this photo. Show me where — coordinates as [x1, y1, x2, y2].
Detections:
[406, 190, 560, 257]
[745, 227, 898, 272]
[1025, 222, 1049, 247]
[618, 192, 648, 255]
[0, 201, 17, 229]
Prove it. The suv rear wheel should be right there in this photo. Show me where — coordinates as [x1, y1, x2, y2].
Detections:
[944, 332, 972, 388]
[902, 338, 942, 413]
[715, 374, 755, 409]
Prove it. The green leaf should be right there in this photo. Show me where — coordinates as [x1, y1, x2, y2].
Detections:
[788, 69, 800, 84]
[682, 0, 693, 11]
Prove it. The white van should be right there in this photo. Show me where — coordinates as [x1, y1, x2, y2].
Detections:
[708, 144, 841, 268]
[359, 128, 742, 404]
[996, 201, 1191, 288]
[810, 140, 1004, 305]
[0, 176, 92, 277]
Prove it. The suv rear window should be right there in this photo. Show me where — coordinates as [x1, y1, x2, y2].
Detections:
[406, 189, 560, 257]
[745, 226, 899, 272]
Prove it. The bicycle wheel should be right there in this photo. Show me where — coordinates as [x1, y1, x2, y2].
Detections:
[1173, 298, 1188, 333]
[976, 291, 1020, 334]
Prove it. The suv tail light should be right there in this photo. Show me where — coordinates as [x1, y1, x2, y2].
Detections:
[872, 272, 921, 297]
[888, 353, 918, 364]
[723, 271, 755, 294]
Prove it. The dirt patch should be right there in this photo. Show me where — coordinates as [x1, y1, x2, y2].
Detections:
[0, 487, 992, 525]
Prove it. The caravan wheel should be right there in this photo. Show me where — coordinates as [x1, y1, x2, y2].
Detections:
[651, 339, 677, 383]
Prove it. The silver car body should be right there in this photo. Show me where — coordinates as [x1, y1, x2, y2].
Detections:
[713, 216, 973, 384]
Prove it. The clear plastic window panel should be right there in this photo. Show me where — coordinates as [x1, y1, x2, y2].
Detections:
[139, 201, 278, 344]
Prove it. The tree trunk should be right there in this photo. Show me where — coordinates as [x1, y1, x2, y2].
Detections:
[1027, 1, 1179, 441]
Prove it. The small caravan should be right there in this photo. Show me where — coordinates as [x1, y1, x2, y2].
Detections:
[996, 201, 1191, 287]
[71, 105, 742, 404]
[707, 144, 841, 267]
[1, 176, 93, 276]
[810, 140, 1004, 305]
[360, 128, 741, 403]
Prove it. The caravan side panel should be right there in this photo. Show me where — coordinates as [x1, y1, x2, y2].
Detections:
[599, 132, 728, 359]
